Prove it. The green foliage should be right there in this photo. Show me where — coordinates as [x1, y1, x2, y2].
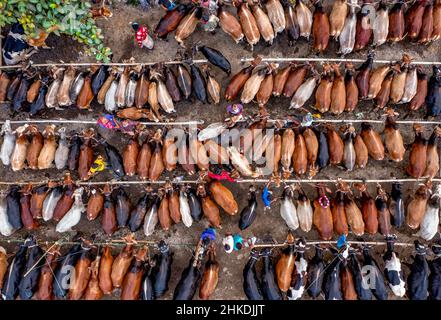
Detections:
[126, 0, 141, 5]
[0, 0, 112, 62]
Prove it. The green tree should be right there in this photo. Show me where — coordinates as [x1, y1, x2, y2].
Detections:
[0, 0, 112, 62]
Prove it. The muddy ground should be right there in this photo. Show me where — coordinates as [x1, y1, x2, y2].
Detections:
[0, 1, 440, 300]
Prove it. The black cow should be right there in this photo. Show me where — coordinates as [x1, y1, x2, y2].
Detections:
[407, 241, 430, 300]
[2, 23, 37, 65]
[429, 242, 441, 300]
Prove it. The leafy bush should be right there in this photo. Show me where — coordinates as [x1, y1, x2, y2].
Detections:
[0, 0, 112, 62]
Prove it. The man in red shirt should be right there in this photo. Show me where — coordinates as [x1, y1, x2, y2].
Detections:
[131, 22, 154, 50]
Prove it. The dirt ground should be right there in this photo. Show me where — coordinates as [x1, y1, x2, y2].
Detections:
[0, 1, 440, 300]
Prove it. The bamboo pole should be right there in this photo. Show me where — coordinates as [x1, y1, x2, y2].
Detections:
[251, 240, 414, 248]
[235, 178, 437, 183]
[0, 26, 2, 67]
[0, 118, 440, 126]
[0, 178, 436, 186]
[236, 118, 441, 126]
[0, 237, 192, 247]
[0, 119, 204, 125]
[0, 59, 209, 70]
[0, 238, 415, 248]
[311, 119, 441, 125]
[241, 56, 441, 65]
